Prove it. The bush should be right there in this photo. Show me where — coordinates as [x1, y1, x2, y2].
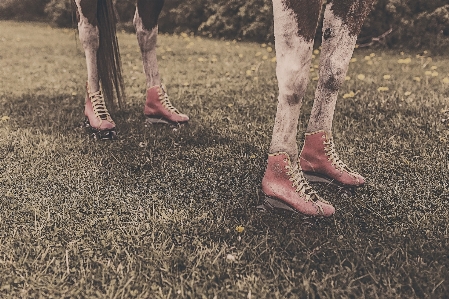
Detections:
[1, 0, 448, 50]
[0, 0, 50, 21]
[44, 0, 76, 28]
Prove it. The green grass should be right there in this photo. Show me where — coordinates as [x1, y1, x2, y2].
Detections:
[1, 20, 449, 298]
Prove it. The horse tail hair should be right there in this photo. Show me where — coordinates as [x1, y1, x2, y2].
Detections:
[96, 0, 125, 110]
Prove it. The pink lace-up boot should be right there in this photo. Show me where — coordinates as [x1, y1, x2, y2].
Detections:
[144, 84, 189, 125]
[300, 130, 365, 187]
[261, 153, 335, 217]
[84, 87, 117, 140]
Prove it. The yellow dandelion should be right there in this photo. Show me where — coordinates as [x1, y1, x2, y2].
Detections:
[71, 92, 77, 96]
[262, 55, 268, 60]
[166, 47, 172, 52]
[425, 71, 432, 76]
[253, 76, 259, 81]
[261, 43, 267, 48]
[255, 52, 262, 57]
[431, 66, 438, 70]
[398, 58, 411, 64]
[211, 57, 217, 62]
[227, 103, 234, 107]
[312, 76, 319, 81]
[442, 77, 449, 84]
[357, 74, 366, 80]
[161, 55, 166, 60]
[413, 77, 421, 82]
[345, 76, 351, 81]
[350, 58, 357, 63]
[246, 70, 252, 76]
[198, 57, 205, 62]
[400, 51, 405, 56]
[313, 49, 320, 55]
[266, 47, 273, 53]
[1, 116, 10, 121]
[364, 56, 371, 61]
[377, 87, 389, 92]
[312, 54, 316, 59]
[183, 82, 189, 86]
[239, 54, 243, 58]
[383, 75, 391, 80]
[367, 61, 373, 65]
[370, 53, 376, 57]
[404, 91, 412, 96]
[181, 32, 188, 38]
[236, 226, 244, 233]
[232, 39, 237, 44]
[343, 91, 356, 99]
[432, 71, 439, 77]
[271, 57, 277, 63]
[313, 64, 319, 69]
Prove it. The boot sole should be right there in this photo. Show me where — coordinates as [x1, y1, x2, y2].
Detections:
[84, 118, 117, 141]
[145, 116, 188, 126]
[303, 172, 361, 197]
[258, 195, 299, 213]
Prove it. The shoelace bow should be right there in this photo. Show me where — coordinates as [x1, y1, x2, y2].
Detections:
[90, 90, 112, 122]
[158, 87, 180, 114]
[285, 161, 320, 203]
[324, 138, 357, 175]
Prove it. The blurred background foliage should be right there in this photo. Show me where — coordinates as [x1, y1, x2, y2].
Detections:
[0, 0, 448, 50]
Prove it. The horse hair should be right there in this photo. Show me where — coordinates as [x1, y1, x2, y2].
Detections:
[97, 0, 126, 110]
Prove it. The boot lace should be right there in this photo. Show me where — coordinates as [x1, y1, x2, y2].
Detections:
[158, 84, 180, 114]
[285, 161, 322, 203]
[89, 90, 114, 125]
[324, 138, 357, 175]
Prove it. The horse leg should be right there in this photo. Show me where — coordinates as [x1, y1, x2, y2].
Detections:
[300, 0, 375, 188]
[75, 0, 116, 139]
[134, 0, 189, 125]
[261, 0, 334, 217]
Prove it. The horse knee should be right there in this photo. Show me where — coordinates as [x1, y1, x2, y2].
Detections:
[135, 0, 164, 31]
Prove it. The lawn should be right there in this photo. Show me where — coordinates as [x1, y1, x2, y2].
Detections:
[1, 20, 449, 298]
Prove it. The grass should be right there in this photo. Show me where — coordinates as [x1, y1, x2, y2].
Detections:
[1, 20, 449, 298]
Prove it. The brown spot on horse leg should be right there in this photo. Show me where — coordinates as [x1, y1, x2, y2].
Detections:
[282, 0, 321, 42]
[79, 0, 98, 26]
[328, 0, 375, 36]
[136, 0, 165, 31]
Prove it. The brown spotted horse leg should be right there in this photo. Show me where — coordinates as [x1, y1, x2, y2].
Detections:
[261, 0, 335, 217]
[134, 0, 189, 126]
[75, 0, 125, 140]
[300, 0, 374, 190]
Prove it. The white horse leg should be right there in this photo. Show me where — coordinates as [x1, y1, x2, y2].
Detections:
[269, 1, 317, 160]
[135, 0, 189, 125]
[300, 0, 374, 187]
[75, 0, 100, 93]
[75, 0, 116, 138]
[261, 0, 335, 217]
[134, 0, 163, 88]
[307, 1, 373, 133]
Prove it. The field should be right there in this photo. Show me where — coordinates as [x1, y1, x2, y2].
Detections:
[1, 20, 449, 298]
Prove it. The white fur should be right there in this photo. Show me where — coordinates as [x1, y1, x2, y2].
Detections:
[134, 9, 161, 89]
